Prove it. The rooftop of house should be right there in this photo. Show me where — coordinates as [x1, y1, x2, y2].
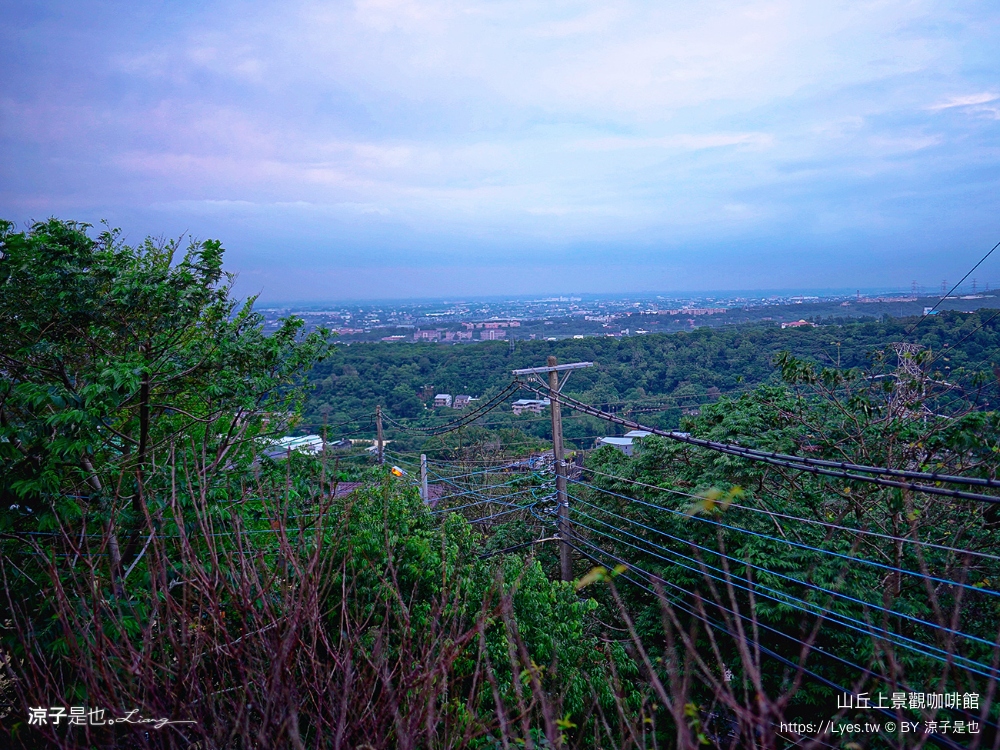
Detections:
[597, 437, 635, 446]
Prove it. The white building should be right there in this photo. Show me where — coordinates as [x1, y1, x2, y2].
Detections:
[596, 431, 651, 456]
[511, 398, 550, 415]
[595, 436, 637, 455]
[263, 434, 324, 460]
[434, 394, 453, 407]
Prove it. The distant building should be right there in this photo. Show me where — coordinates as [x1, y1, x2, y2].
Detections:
[512, 398, 550, 415]
[414, 329, 442, 342]
[480, 329, 507, 340]
[661, 308, 728, 315]
[464, 320, 520, 330]
[781, 320, 813, 329]
[263, 435, 324, 460]
[434, 394, 453, 407]
[453, 394, 473, 409]
[595, 431, 655, 455]
[595, 436, 638, 456]
[858, 296, 917, 303]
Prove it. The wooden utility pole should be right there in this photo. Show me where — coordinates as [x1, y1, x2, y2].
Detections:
[513, 358, 593, 583]
[546, 356, 572, 581]
[420, 454, 428, 502]
[376, 404, 384, 465]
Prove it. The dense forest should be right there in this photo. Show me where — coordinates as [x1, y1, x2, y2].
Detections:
[304, 311, 1000, 446]
[3, 220, 1000, 749]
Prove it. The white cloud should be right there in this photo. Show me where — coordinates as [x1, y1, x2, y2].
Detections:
[928, 92, 999, 110]
[5, 0, 1000, 297]
[574, 133, 773, 151]
[868, 134, 943, 153]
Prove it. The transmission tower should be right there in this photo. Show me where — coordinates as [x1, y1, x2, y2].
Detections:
[889, 343, 930, 419]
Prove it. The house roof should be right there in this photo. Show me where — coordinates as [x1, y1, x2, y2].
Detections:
[598, 437, 634, 446]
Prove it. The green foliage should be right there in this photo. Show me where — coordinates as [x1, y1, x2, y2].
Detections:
[0, 219, 330, 526]
[328, 477, 634, 726]
[7, 217, 1000, 747]
[304, 311, 1000, 446]
[580, 361, 1000, 729]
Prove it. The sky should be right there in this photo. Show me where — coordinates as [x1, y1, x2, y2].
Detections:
[2, 0, 999, 301]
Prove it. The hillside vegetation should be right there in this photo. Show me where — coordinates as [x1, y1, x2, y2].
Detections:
[304, 312, 1000, 441]
[3, 220, 1000, 749]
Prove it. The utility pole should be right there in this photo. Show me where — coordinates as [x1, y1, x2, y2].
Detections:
[376, 404, 384, 465]
[512, 358, 594, 583]
[547, 356, 570, 581]
[420, 454, 428, 502]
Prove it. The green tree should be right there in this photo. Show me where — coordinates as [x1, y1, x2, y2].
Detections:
[0, 218, 329, 594]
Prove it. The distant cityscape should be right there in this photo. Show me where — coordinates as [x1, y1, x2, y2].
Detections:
[259, 283, 1000, 344]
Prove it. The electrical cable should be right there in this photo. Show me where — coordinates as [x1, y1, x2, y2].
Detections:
[567, 491, 1000, 644]
[568, 476, 1000, 590]
[569, 515, 999, 679]
[382, 383, 519, 435]
[567, 512, 1000, 679]
[926, 309, 1000, 370]
[468, 505, 540, 525]
[520, 381, 1000, 499]
[906, 238, 1000, 335]
[431, 487, 538, 515]
[564, 534, 917, 697]
[424, 467, 529, 494]
[565, 538, 970, 750]
[429, 479, 527, 504]
[551, 382, 1000, 491]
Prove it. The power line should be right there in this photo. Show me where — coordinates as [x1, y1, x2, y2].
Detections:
[382, 384, 519, 435]
[566, 480, 1000, 599]
[520, 381, 1000, 500]
[431, 489, 539, 516]
[926, 308, 1000, 370]
[577, 465, 1000, 563]
[566, 538, 974, 750]
[906, 238, 1000, 335]
[567, 512, 999, 679]
[567, 492, 1000, 644]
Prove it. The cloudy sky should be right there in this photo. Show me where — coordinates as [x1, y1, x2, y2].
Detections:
[2, 1, 999, 300]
